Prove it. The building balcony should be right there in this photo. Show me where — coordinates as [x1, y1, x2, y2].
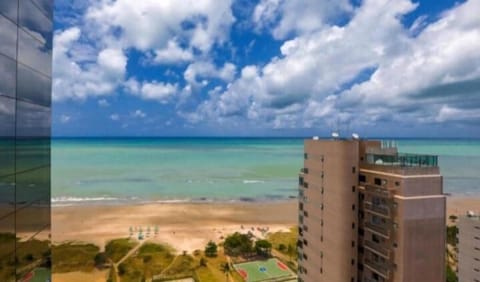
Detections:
[364, 240, 390, 258]
[364, 185, 392, 198]
[364, 201, 390, 217]
[364, 258, 391, 279]
[365, 222, 390, 238]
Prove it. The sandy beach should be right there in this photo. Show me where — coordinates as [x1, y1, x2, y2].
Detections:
[446, 196, 480, 219]
[51, 196, 480, 252]
[52, 201, 298, 252]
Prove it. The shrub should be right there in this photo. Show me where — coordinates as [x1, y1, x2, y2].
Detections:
[204, 241, 218, 257]
[224, 233, 253, 257]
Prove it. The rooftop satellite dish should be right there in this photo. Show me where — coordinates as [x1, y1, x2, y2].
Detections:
[331, 132, 339, 139]
[313, 136, 319, 140]
[352, 133, 360, 140]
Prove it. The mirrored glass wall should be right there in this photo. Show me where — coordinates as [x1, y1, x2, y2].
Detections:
[0, 1, 52, 281]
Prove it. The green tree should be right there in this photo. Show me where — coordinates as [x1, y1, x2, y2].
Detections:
[205, 241, 218, 257]
[224, 232, 253, 257]
[94, 252, 107, 268]
[446, 264, 457, 282]
[446, 226, 458, 246]
[254, 240, 272, 257]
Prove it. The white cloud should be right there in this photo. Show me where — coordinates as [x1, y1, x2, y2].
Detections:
[187, 0, 480, 130]
[153, 39, 193, 64]
[53, 28, 127, 101]
[110, 114, 120, 121]
[97, 48, 127, 76]
[184, 61, 237, 86]
[98, 99, 110, 107]
[86, 0, 234, 53]
[53, 0, 235, 102]
[132, 109, 147, 118]
[253, 0, 354, 39]
[125, 78, 178, 103]
[60, 114, 71, 123]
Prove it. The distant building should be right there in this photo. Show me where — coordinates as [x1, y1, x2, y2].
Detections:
[298, 138, 445, 282]
[0, 0, 53, 281]
[457, 213, 480, 282]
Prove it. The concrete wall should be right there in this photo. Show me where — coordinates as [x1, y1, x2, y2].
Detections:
[458, 216, 480, 282]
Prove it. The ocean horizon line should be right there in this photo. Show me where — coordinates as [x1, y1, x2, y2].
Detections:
[51, 136, 480, 140]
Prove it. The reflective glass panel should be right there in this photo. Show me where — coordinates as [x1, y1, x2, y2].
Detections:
[0, 15, 17, 59]
[0, 55, 16, 98]
[17, 63, 51, 107]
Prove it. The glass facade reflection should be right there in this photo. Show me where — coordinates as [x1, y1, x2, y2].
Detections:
[0, 1, 52, 281]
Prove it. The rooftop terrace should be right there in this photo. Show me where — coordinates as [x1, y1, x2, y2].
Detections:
[365, 153, 438, 168]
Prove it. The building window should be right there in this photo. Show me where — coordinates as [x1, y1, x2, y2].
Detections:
[352, 167, 356, 173]
[303, 239, 308, 246]
[352, 223, 355, 229]
[352, 241, 355, 247]
[359, 174, 366, 182]
[352, 186, 355, 192]
[352, 204, 355, 211]
[395, 181, 400, 186]
[299, 176, 304, 186]
[304, 211, 308, 217]
[374, 177, 387, 186]
[304, 153, 308, 159]
[303, 182, 308, 188]
[351, 259, 355, 265]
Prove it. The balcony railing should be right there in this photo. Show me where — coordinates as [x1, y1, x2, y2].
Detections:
[365, 222, 390, 238]
[364, 201, 390, 217]
[365, 153, 438, 167]
[364, 258, 391, 278]
[364, 240, 390, 258]
[365, 185, 391, 197]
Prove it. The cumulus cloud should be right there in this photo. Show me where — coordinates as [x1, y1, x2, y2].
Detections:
[53, 27, 127, 101]
[187, 0, 480, 130]
[253, 0, 354, 39]
[110, 114, 120, 121]
[98, 99, 110, 107]
[132, 109, 147, 118]
[153, 39, 193, 64]
[53, 0, 235, 102]
[125, 78, 178, 103]
[60, 114, 71, 123]
[184, 61, 237, 86]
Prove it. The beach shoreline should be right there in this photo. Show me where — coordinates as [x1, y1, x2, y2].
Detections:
[52, 200, 298, 252]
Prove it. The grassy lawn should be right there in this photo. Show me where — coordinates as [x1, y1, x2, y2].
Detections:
[193, 249, 243, 282]
[266, 227, 297, 260]
[118, 242, 175, 282]
[105, 238, 137, 263]
[0, 233, 17, 281]
[52, 242, 100, 273]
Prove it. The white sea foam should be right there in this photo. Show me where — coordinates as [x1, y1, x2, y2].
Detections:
[52, 196, 119, 203]
[242, 180, 265, 184]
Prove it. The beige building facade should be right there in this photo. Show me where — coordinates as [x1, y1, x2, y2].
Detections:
[298, 139, 445, 282]
[457, 214, 480, 282]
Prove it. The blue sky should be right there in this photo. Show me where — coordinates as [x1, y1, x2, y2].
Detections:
[52, 0, 480, 137]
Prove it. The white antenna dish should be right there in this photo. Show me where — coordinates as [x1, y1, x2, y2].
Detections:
[352, 133, 359, 140]
[331, 132, 339, 139]
[313, 136, 319, 140]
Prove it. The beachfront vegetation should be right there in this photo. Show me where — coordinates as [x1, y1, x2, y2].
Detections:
[254, 239, 272, 256]
[105, 238, 137, 262]
[204, 240, 218, 257]
[267, 227, 298, 260]
[223, 232, 253, 256]
[447, 225, 458, 246]
[0, 233, 52, 281]
[118, 242, 175, 281]
[52, 242, 100, 272]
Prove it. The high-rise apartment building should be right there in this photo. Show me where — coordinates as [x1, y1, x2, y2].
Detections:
[298, 138, 445, 282]
[0, 0, 53, 281]
[457, 213, 480, 282]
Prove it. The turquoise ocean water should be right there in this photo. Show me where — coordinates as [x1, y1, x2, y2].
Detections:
[51, 138, 480, 206]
